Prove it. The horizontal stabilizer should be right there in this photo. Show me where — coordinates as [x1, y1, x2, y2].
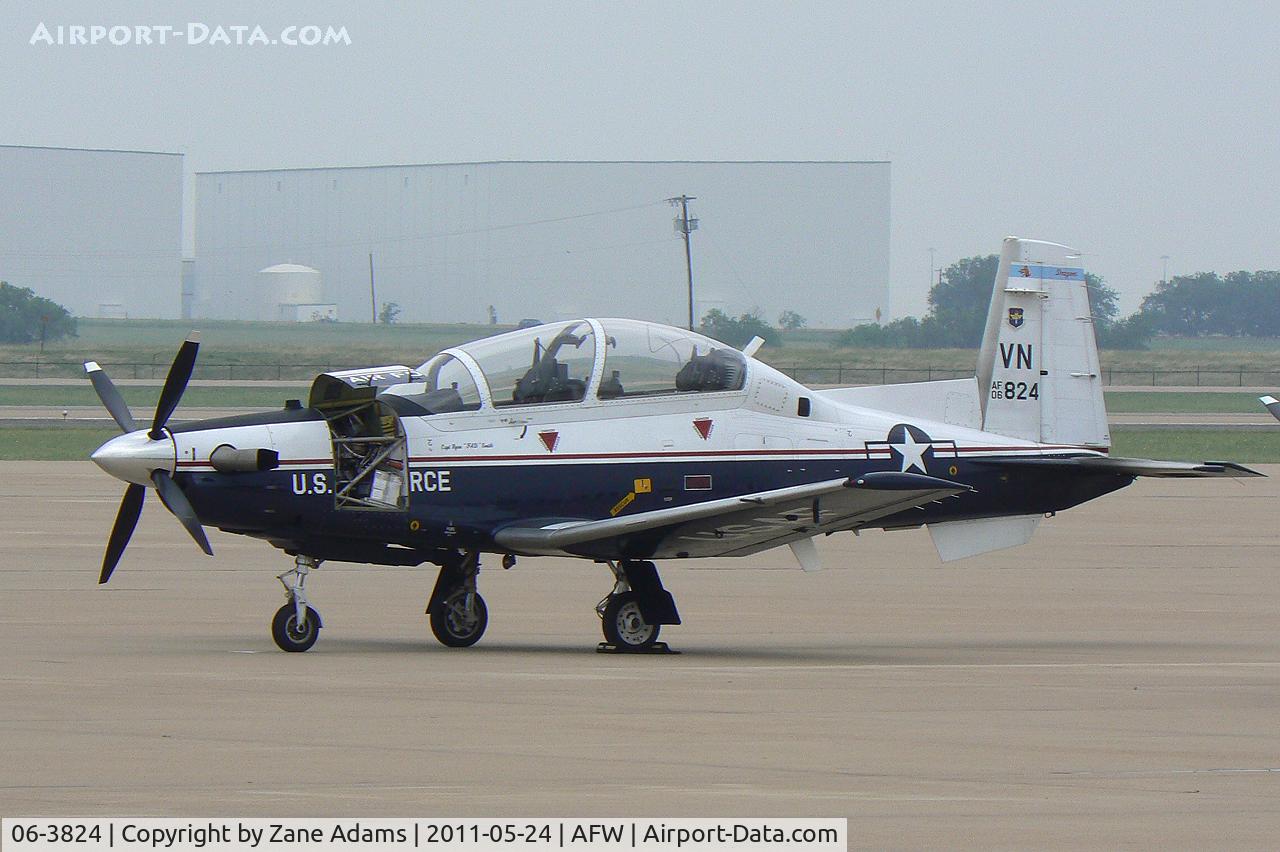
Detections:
[820, 378, 981, 429]
[975, 455, 1263, 478]
[1262, 395, 1280, 421]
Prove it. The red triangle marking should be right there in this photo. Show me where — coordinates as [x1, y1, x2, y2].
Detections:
[693, 418, 713, 440]
[538, 430, 559, 452]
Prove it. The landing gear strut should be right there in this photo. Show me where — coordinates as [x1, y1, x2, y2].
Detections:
[597, 560, 680, 653]
[272, 554, 323, 652]
[427, 551, 488, 647]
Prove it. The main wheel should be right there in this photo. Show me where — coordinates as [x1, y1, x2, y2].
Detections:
[272, 603, 321, 652]
[430, 589, 488, 647]
[602, 592, 660, 650]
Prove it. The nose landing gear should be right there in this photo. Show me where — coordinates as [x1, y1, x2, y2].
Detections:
[272, 554, 323, 652]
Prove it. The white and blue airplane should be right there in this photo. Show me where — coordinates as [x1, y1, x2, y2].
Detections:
[85, 238, 1261, 652]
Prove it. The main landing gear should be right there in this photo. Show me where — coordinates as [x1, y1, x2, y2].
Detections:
[596, 560, 681, 653]
[426, 551, 488, 648]
[272, 554, 323, 652]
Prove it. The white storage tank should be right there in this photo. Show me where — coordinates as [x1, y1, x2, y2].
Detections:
[258, 263, 322, 317]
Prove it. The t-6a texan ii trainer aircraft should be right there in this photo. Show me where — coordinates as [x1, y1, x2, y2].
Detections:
[85, 238, 1262, 653]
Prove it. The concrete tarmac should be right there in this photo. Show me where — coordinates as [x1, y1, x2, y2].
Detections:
[2, 463, 1280, 848]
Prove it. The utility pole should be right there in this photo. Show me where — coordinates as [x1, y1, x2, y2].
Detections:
[1160, 254, 1170, 286]
[368, 252, 377, 323]
[929, 247, 935, 292]
[667, 195, 698, 330]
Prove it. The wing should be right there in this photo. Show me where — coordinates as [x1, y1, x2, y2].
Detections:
[494, 471, 971, 559]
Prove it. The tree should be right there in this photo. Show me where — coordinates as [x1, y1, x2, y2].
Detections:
[777, 310, 807, 330]
[925, 255, 999, 347]
[837, 316, 932, 349]
[834, 254, 1145, 350]
[1085, 274, 1120, 326]
[1096, 311, 1153, 349]
[0, 282, 77, 344]
[699, 309, 779, 348]
[378, 301, 401, 324]
[1138, 271, 1280, 336]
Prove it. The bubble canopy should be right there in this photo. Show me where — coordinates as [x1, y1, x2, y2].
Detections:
[415, 319, 748, 410]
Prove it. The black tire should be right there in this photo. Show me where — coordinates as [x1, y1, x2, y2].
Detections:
[602, 592, 660, 650]
[430, 589, 488, 647]
[271, 603, 321, 652]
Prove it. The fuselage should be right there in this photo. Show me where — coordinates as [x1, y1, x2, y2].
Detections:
[86, 318, 1129, 566]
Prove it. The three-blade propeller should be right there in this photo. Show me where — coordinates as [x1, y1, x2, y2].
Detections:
[86, 333, 212, 584]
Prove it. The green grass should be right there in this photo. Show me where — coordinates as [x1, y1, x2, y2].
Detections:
[6, 317, 1280, 387]
[0, 428, 119, 460]
[1102, 392, 1267, 414]
[0, 318, 502, 380]
[0, 385, 304, 409]
[1110, 429, 1280, 462]
[1148, 336, 1280, 352]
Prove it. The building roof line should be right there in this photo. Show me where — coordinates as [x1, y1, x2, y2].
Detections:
[1, 143, 183, 157]
[196, 159, 889, 175]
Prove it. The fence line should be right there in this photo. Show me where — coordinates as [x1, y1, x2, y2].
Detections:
[1, 360, 1279, 387]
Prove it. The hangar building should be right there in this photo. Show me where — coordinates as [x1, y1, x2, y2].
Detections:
[193, 161, 890, 327]
[0, 145, 183, 318]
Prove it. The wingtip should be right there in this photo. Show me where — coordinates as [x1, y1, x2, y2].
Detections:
[1260, 395, 1277, 406]
[84, 360, 101, 373]
[186, 331, 201, 344]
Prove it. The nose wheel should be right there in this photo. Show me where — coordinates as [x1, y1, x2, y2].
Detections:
[272, 603, 321, 652]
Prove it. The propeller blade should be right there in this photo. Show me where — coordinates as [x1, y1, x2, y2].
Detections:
[100, 483, 146, 584]
[150, 470, 213, 556]
[84, 361, 137, 433]
[149, 332, 200, 440]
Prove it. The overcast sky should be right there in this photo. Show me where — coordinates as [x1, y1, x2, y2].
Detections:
[3, 0, 1278, 316]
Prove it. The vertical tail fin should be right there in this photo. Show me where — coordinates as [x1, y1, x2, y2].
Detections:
[976, 237, 1109, 448]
